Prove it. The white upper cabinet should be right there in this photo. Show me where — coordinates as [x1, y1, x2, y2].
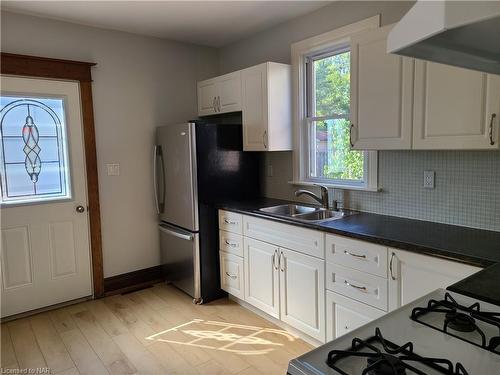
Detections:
[413, 61, 500, 149]
[350, 24, 414, 150]
[197, 71, 241, 116]
[241, 62, 292, 151]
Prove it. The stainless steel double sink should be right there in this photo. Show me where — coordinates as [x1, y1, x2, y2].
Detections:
[258, 204, 355, 223]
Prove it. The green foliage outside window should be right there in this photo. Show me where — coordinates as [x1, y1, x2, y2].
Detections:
[312, 52, 364, 181]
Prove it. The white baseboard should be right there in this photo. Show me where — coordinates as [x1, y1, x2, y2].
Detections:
[228, 295, 323, 348]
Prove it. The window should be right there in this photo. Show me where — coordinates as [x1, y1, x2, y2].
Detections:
[292, 16, 378, 191]
[0, 96, 71, 204]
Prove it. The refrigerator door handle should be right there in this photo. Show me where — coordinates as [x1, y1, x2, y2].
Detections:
[159, 224, 194, 241]
[153, 145, 160, 214]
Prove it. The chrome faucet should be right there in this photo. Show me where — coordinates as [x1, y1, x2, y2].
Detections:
[295, 184, 331, 209]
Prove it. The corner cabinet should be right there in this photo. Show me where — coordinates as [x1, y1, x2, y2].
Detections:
[197, 71, 242, 116]
[241, 62, 292, 151]
[388, 249, 481, 310]
[412, 61, 500, 149]
[350, 24, 414, 150]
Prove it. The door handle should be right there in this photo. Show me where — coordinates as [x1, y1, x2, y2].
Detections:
[213, 96, 217, 112]
[217, 96, 221, 112]
[153, 145, 160, 214]
[349, 123, 355, 147]
[225, 272, 237, 280]
[489, 113, 497, 146]
[272, 249, 279, 270]
[390, 252, 396, 280]
[159, 225, 193, 241]
[279, 251, 285, 272]
[263, 130, 267, 149]
[76, 205, 85, 213]
[344, 280, 367, 292]
[224, 240, 237, 248]
[344, 250, 366, 259]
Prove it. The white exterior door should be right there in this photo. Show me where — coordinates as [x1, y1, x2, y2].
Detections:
[243, 237, 279, 318]
[1, 75, 92, 317]
[279, 248, 325, 342]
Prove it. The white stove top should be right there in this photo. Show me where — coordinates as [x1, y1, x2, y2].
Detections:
[288, 290, 500, 375]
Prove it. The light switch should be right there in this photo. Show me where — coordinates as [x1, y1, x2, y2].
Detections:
[106, 163, 120, 176]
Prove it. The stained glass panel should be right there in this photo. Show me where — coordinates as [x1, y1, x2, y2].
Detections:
[0, 96, 71, 204]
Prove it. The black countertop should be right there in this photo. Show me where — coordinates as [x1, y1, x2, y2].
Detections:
[448, 263, 500, 306]
[218, 197, 500, 268]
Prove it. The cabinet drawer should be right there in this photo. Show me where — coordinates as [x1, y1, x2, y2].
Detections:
[326, 263, 388, 311]
[326, 234, 388, 278]
[220, 252, 244, 300]
[326, 290, 385, 341]
[219, 230, 243, 257]
[243, 215, 324, 259]
[219, 210, 243, 234]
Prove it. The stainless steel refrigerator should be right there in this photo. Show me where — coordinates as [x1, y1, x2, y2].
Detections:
[154, 121, 260, 303]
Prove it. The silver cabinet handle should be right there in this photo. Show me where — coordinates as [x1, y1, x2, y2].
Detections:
[489, 113, 497, 146]
[153, 145, 160, 214]
[263, 130, 267, 149]
[224, 240, 237, 248]
[159, 225, 193, 241]
[224, 218, 236, 225]
[225, 272, 237, 280]
[213, 96, 217, 112]
[344, 280, 367, 292]
[344, 250, 366, 259]
[349, 123, 355, 147]
[389, 252, 396, 280]
[279, 251, 285, 272]
[272, 249, 279, 270]
[217, 96, 221, 112]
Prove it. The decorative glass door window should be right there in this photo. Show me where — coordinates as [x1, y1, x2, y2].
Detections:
[0, 96, 71, 204]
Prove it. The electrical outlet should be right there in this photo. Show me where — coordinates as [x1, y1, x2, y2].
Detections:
[423, 170, 435, 189]
[267, 164, 273, 177]
[106, 163, 120, 176]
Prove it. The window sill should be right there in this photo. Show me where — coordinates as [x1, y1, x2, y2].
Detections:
[288, 180, 381, 192]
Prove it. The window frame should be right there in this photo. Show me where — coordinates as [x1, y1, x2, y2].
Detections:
[290, 15, 380, 191]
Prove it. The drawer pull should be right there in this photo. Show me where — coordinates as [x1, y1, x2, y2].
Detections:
[224, 240, 237, 247]
[344, 250, 366, 259]
[225, 272, 237, 280]
[224, 219, 237, 225]
[344, 280, 367, 292]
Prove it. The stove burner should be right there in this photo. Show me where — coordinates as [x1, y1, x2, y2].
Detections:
[445, 311, 476, 332]
[326, 328, 468, 375]
[366, 353, 407, 375]
[411, 292, 500, 354]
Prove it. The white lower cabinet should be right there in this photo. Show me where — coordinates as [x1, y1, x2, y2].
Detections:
[279, 248, 325, 341]
[220, 251, 244, 300]
[244, 237, 280, 318]
[388, 249, 481, 310]
[326, 291, 384, 341]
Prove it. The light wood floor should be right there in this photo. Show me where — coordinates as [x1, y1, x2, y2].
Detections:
[1, 284, 312, 374]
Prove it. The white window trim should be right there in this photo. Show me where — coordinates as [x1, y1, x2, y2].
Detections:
[290, 15, 380, 192]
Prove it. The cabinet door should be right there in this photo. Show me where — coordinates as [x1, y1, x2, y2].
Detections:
[326, 291, 384, 341]
[413, 61, 500, 149]
[279, 248, 325, 342]
[350, 24, 414, 150]
[197, 78, 218, 116]
[220, 252, 244, 300]
[244, 237, 280, 318]
[242, 63, 268, 151]
[388, 249, 481, 310]
[218, 71, 242, 113]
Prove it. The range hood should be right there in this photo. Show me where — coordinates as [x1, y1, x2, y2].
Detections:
[387, 1, 500, 74]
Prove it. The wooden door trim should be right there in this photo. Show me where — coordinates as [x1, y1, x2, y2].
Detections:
[1, 53, 104, 298]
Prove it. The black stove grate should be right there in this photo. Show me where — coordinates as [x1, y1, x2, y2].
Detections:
[326, 327, 468, 375]
[411, 292, 500, 354]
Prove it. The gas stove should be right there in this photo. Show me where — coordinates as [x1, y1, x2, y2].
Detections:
[287, 290, 500, 375]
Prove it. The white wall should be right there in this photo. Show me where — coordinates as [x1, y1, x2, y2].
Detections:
[1, 11, 218, 277]
[218, 1, 414, 201]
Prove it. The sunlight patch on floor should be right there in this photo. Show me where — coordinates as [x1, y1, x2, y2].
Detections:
[146, 318, 298, 355]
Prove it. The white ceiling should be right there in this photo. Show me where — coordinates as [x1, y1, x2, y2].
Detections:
[1, 1, 331, 47]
